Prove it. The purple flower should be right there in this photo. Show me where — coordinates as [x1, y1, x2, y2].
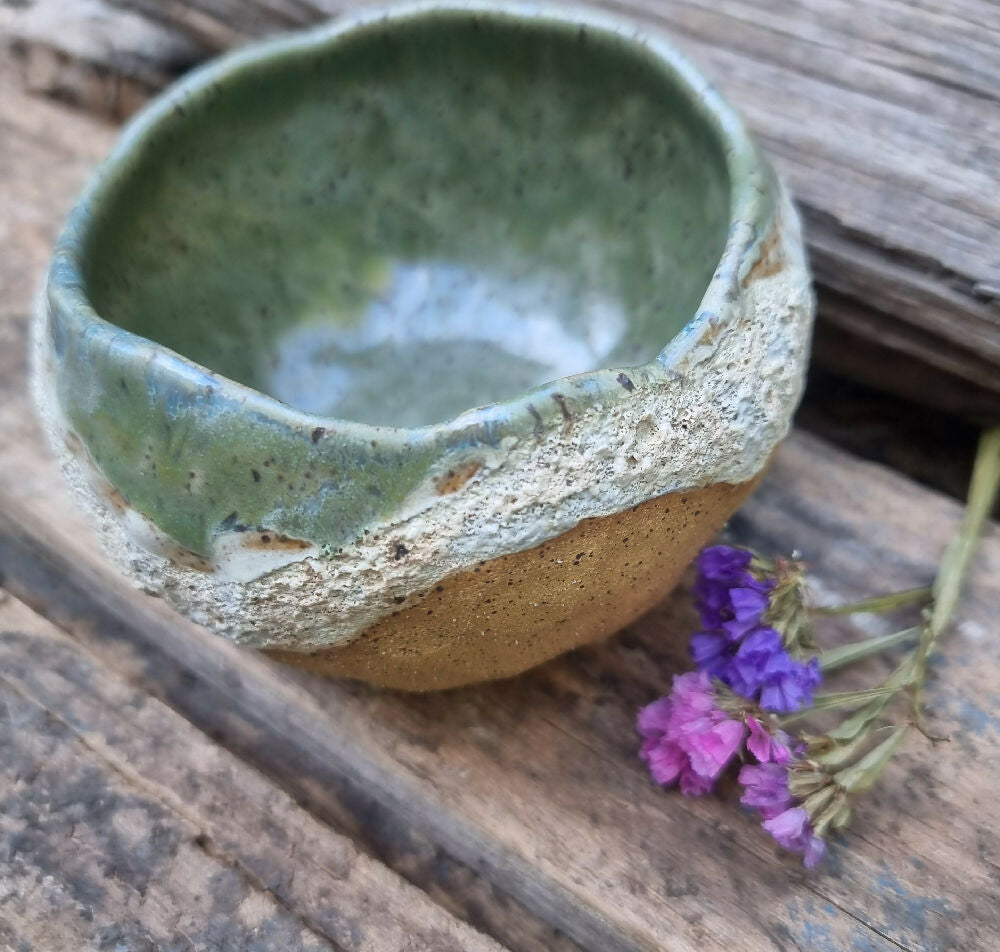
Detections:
[691, 545, 822, 712]
[723, 587, 773, 640]
[759, 655, 822, 713]
[728, 627, 785, 696]
[697, 545, 752, 581]
[739, 762, 794, 818]
[693, 546, 774, 632]
[689, 631, 730, 680]
[637, 672, 746, 796]
[739, 763, 826, 868]
[686, 719, 748, 779]
[745, 715, 793, 764]
[691, 624, 822, 714]
[763, 808, 826, 868]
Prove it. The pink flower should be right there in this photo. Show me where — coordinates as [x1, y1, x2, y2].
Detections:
[687, 720, 748, 777]
[746, 715, 793, 764]
[637, 672, 746, 796]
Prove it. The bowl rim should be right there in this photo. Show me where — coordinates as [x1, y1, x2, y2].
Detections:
[47, 0, 775, 445]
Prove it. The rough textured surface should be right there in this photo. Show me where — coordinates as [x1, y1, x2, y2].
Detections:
[3, 417, 1000, 952]
[33, 3, 814, 674]
[34, 203, 808, 659]
[0, 594, 504, 952]
[269, 477, 759, 689]
[1, 0, 201, 119]
[11, 0, 1000, 416]
[0, 66, 578, 952]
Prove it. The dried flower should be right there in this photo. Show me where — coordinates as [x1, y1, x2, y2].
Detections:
[690, 546, 822, 713]
[746, 714, 793, 764]
[693, 545, 774, 636]
[637, 426, 1000, 871]
[739, 763, 826, 867]
[763, 807, 826, 868]
[739, 762, 793, 816]
[691, 625, 821, 713]
[696, 544, 753, 582]
[637, 672, 746, 797]
[758, 653, 822, 714]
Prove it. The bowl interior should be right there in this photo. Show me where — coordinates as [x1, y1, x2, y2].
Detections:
[81, 11, 732, 428]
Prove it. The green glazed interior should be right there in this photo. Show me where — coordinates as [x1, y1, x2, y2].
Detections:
[80, 11, 731, 428]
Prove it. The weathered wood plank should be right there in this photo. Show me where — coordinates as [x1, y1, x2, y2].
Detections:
[5, 380, 1000, 951]
[107, 0, 332, 50]
[0, 0, 201, 120]
[75, 0, 1000, 418]
[0, 595, 506, 952]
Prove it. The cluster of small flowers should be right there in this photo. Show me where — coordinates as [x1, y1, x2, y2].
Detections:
[638, 429, 1000, 869]
[637, 545, 826, 866]
[690, 546, 821, 713]
[637, 670, 825, 866]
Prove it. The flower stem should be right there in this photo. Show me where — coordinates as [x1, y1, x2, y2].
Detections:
[818, 627, 920, 673]
[911, 427, 1000, 720]
[812, 586, 931, 616]
[833, 725, 910, 794]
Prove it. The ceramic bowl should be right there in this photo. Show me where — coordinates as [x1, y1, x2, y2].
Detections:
[35, 0, 814, 690]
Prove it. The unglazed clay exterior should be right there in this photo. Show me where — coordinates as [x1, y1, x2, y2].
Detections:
[34, 1, 814, 689]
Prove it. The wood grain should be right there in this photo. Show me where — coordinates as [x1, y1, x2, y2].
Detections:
[1, 68, 999, 952]
[0, 0, 201, 120]
[0, 71, 582, 952]
[0, 595, 505, 952]
[6, 0, 1000, 414]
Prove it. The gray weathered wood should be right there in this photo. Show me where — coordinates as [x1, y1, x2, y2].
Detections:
[2, 68, 999, 952]
[0, 595, 506, 952]
[107, 0, 338, 50]
[1, 0, 201, 119]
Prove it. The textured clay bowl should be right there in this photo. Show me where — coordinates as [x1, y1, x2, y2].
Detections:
[35, 0, 814, 690]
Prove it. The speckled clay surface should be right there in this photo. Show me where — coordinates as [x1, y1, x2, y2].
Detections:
[267, 478, 764, 690]
[34, 0, 815, 689]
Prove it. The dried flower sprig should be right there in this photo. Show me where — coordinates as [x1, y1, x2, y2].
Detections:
[638, 427, 1000, 867]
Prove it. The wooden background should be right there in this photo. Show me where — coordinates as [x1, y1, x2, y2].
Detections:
[1, 1, 999, 949]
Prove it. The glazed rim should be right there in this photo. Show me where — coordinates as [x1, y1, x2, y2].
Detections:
[47, 0, 773, 449]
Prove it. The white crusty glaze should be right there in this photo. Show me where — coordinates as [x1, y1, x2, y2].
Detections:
[34, 191, 813, 651]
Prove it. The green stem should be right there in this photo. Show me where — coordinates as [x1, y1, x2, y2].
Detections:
[912, 427, 1000, 719]
[834, 726, 910, 794]
[812, 587, 931, 616]
[824, 695, 893, 743]
[818, 627, 920, 672]
[780, 654, 916, 726]
[780, 685, 902, 723]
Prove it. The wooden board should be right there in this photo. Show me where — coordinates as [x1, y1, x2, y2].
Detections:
[0, 594, 504, 952]
[2, 67, 1000, 951]
[0, 0, 201, 120]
